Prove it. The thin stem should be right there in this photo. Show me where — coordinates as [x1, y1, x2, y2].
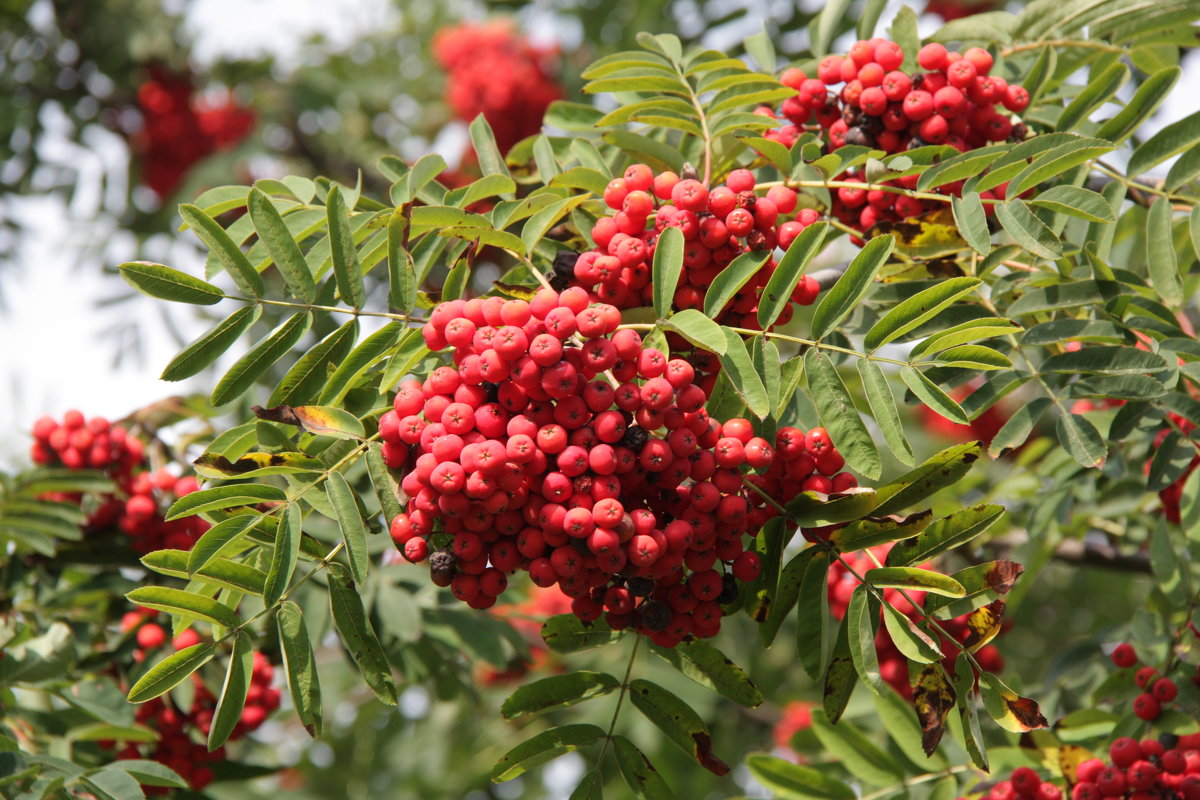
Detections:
[596, 634, 642, 764]
[1092, 162, 1200, 205]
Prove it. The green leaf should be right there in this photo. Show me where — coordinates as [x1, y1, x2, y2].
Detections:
[858, 360, 914, 465]
[759, 222, 829, 329]
[661, 309, 726, 354]
[325, 187, 365, 309]
[718, 330, 771, 419]
[269, 319, 358, 407]
[831, 510, 934, 553]
[848, 585, 885, 694]
[805, 349, 882, 479]
[890, 5, 920, 71]
[1165, 144, 1200, 192]
[83, 768, 146, 800]
[810, 0, 853, 57]
[491, 725, 606, 782]
[864, 277, 981, 352]
[501, 671, 620, 721]
[326, 472, 369, 584]
[322, 322, 409, 404]
[811, 711, 904, 786]
[886, 503, 1006, 566]
[1040, 346, 1169, 375]
[652, 226, 685, 319]
[1128, 108, 1200, 177]
[277, 600, 323, 737]
[264, 505, 301, 607]
[911, 318, 1024, 358]
[109, 760, 187, 789]
[867, 567, 966, 598]
[569, 771, 604, 800]
[165, 483, 286, 521]
[745, 754, 857, 800]
[540, 614, 624, 653]
[612, 735, 676, 800]
[951, 193, 991, 256]
[917, 144, 1010, 192]
[1147, 197, 1183, 306]
[629, 680, 729, 775]
[796, 549, 831, 680]
[186, 514, 260, 574]
[954, 657, 989, 770]
[179, 203, 265, 298]
[882, 602, 942, 663]
[824, 616, 858, 723]
[1192, 205, 1200, 264]
[1029, 185, 1117, 222]
[328, 564, 398, 705]
[1059, 62, 1129, 132]
[125, 586, 239, 628]
[902, 367, 969, 425]
[761, 546, 818, 648]
[1057, 412, 1109, 468]
[366, 443, 404, 526]
[160, 306, 261, 382]
[858, 0, 888, 38]
[522, 195, 588, 255]
[785, 488, 881, 527]
[242, 189, 316, 302]
[1146, 432, 1195, 493]
[811, 234, 894, 339]
[118, 262, 223, 305]
[211, 312, 312, 407]
[988, 397, 1053, 458]
[649, 640, 763, 707]
[126, 643, 216, 703]
[874, 685, 949, 769]
[703, 250, 770, 318]
[995, 200, 1062, 260]
[469, 114, 512, 182]
[291, 406, 366, 440]
[387, 209, 416, 314]
[1007, 279, 1128, 315]
[207, 631, 252, 750]
[1097, 66, 1181, 143]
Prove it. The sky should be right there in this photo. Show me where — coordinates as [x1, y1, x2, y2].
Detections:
[1, 0, 1197, 471]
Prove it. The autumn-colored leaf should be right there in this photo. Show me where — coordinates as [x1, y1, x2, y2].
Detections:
[912, 662, 956, 756]
[963, 600, 1005, 652]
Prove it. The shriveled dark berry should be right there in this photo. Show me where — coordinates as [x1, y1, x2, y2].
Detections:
[429, 550, 457, 586]
[620, 425, 649, 451]
[717, 572, 739, 604]
[627, 576, 654, 597]
[636, 599, 672, 632]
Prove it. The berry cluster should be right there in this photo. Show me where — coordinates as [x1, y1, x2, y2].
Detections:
[562, 163, 821, 343]
[113, 610, 280, 794]
[30, 412, 209, 553]
[981, 739, 1200, 800]
[381, 287, 857, 646]
[759, 38, 1028, 234]
[133, 67, 255, 198]
[433, 22, 563, 154]
[1110, 642, 1199, 722]
[826, 546, 1005, 699]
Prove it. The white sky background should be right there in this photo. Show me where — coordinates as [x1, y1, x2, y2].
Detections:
[1, 0, 1197, 472]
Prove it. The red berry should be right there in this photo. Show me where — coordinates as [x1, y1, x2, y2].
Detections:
[1132, 692, 1161, 720]
[1110, 642, 1137, 667]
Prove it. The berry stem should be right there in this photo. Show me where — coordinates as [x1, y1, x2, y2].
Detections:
[595, 633, 642, 765]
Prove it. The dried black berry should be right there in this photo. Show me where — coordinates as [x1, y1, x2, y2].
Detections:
[429, 550, 457, 587]
[717, 573, 738, 605]
[637, 599, 672, 632]
[620, 425, 649, 451]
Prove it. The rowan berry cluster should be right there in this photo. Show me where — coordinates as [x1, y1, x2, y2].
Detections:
[30, 412, 209, 554]
[826, 546, 1005, 699]
[112, 610, 280, 794]
[433, 22, 563, 154]
[981, 738, 1200, 800]
[381, 287, 856, 646]
[562, 163, 821, 341]
[759, 38, 1028, 233]
[133, 67, 254, 198]
[1109, 642, 1199, 722]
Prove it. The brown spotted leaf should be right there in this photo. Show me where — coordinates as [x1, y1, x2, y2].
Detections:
[912, 662, 957, 755]
[193, 451, 325, 480]
[628, 679, 730, 776]
[981, 675, 1049, 733]
[963, 600, 1005, 652]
